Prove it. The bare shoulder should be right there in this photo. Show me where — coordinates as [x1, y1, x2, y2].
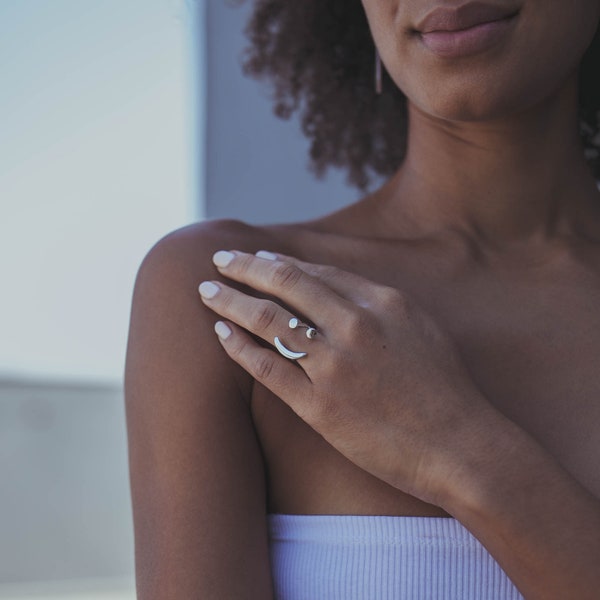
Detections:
[129, 217, 320, 400]
[137, 218, 284, 277]
[128, 219, 266, 400]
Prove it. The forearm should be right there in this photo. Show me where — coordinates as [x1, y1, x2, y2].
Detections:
[438, 407, 600, 600]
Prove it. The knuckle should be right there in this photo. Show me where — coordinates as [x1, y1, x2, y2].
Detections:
[250, 301, 278, 331]
[313, 264, 336, 282]
[370, 285, 412, 321]
[218, 288, 234, 312]
[379, 286, 407, 310]
[342, 306, 374, 339]
[270, 262, 303, 290]
[226, 336, 244, 360]
[253, 354, 275, 381]
[235, 253, 254, 274]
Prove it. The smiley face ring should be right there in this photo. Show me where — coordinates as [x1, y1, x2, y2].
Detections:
[273, 317, 317, 361]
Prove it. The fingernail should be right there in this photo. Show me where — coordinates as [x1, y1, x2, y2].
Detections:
[256, 250, 277, 261]
[213, 250, 235, 268]
[198, 281, 220, 299]
[214, 321, 232, 340]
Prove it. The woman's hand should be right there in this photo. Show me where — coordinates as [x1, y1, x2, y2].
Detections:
[198, 249, 499, 508]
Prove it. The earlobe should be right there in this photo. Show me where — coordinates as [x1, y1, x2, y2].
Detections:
[375, 47, 383, 94]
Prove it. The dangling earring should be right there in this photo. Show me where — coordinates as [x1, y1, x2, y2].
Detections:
[375, 47, 382, 94]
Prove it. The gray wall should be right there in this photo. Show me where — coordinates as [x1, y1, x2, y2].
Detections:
[205, 0, 359, 224]
[0, 380, 133, 589]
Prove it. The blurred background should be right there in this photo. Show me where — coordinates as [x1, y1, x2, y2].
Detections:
[0, 0, 355, 598]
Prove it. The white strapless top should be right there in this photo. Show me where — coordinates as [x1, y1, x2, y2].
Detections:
[267, 514, 524, 600]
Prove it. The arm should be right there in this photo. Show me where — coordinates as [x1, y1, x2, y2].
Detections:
[436, 405, 600, 600]
[197, 249, 600, 600]
[124, 223, 273, 599]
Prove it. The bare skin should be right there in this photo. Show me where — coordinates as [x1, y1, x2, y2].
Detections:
[125, 1, 600, 598]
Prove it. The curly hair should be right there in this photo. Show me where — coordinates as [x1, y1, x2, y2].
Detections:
[239, 0, 600, 192]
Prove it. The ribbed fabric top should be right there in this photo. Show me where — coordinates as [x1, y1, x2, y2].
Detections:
[267, 514, 523, 600]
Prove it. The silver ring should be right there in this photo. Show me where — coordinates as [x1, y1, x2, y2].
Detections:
[274, 336, 307, 360]
[288, 317, 317, 339]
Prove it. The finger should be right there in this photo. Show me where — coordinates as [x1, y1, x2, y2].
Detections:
[255, 250, 396, 309]
[199, 280, 324, 356]
[213, 320, 313, 398]
[212, 250, 354, 326]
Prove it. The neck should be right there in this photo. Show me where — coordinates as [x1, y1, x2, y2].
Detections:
[375, 74, 600, 253]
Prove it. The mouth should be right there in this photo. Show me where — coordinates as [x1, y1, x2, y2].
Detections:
[413, 3, 520, 58]
[415, 3, 520, 34]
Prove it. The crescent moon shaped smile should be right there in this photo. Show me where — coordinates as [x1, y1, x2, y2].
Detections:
[274, 336, 307, 360]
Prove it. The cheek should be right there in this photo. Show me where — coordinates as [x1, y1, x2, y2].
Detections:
[378, 2, 600, 122]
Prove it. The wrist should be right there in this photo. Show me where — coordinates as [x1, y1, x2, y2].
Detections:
[433, 404, 535, 518]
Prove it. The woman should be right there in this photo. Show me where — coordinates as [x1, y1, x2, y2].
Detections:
[124, 1, 600, 598]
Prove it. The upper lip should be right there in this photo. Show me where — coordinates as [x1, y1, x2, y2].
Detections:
[415, 2, 519, 33]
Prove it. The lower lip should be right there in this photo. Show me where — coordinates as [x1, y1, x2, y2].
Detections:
[419, 15, 517, 58]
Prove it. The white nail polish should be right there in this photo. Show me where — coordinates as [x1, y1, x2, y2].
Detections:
[213, 250, 235, 268]
[214, 321, 232, 340]
[199, 281, 219, 299]
[256, 250, 277, 261]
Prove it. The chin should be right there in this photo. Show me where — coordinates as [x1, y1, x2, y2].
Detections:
[407, 64, 567, 125]
[412, 85, 515, 123]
